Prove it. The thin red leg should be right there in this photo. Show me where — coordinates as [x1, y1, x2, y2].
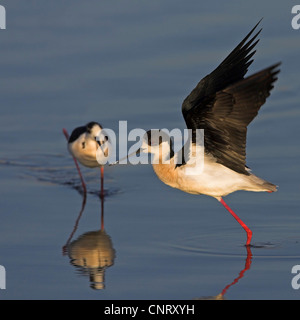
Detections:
[100, 166, 104, 199]
[62, 128, 70, 141]
[219, 198, 252, 246]
[63, 128, 87, 194]
[73, 156, 87, 194]
[101, 191, 104, 231]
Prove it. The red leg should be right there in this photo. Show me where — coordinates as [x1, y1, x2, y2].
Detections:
[73, 156, 87, 194]
[63, 128, 87, 194]
[62, 128, 70, 141]
[100, 191, 104, 231]
[100, 166, 104, 199]
[219, 198, 252, 246]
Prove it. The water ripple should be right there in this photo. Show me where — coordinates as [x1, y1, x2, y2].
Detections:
[0, 153, 121, 198]
[167, 233, 300, 259]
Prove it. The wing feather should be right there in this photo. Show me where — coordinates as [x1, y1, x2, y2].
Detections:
[181, 21, 280, 174]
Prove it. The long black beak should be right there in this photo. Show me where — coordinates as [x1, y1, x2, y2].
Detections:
[109, 148, 142, 166]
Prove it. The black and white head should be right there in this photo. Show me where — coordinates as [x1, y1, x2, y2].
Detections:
[140, 130, 173, 157]
[68, 121, 104, 146]
[85, 122, 103, 144]
[112, 129, 174, 165]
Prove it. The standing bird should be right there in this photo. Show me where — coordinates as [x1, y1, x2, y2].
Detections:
[63, 122, 108, 197]
[115, 21, 280, 246]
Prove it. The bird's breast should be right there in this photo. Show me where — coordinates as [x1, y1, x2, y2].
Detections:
[152, 162, 179, 189]
[68, 138, 100, 168]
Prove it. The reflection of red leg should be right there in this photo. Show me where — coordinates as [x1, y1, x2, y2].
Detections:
[62, 128, 87, 194]
[62, 193, 87, 255]
[220, 245, 253, 297]
[219, 198, 252, 246]
[100, 166, 104, 199]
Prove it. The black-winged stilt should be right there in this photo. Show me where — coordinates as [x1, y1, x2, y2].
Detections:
[63, 122, 108, 197]
[114, 21, 281, 246]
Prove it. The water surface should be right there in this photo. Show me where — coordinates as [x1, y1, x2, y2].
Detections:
[0, 0, 300, 300]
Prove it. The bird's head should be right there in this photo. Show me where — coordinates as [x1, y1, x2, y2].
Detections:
[111, 129, 174, 165]
[86, 122, 106, 146]
[141, 129, 173, 156]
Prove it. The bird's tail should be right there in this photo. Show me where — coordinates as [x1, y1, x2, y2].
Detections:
[247, 174, 278, 193]
[262, 181, 278, 193]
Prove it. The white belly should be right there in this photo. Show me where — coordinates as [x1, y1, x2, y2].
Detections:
[68, 138, 102, 168]
[176, 162, 248, 197]
[153, 157, 269, 199]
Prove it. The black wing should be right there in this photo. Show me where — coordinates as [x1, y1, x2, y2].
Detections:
[181, 22, 280, 174]
[182, 20, 262, 116]
[68, 126, 86, 143]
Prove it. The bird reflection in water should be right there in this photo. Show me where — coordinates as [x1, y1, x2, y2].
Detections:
[63, 194, 116, 290]
[196, 246, 252, 300]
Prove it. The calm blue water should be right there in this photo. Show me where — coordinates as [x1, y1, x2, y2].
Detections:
[0, 0, 300, 300]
